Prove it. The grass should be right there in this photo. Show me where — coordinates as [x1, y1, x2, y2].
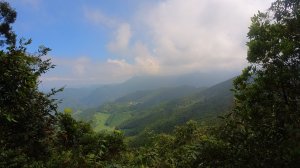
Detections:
[106, 112, 133, 126]
[92, 113, 114, 132]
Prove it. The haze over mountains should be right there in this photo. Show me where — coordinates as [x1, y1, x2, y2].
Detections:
[4, 0, 298, 167]
[53, 71, 236, 136]
[55, 72, 237, 111]
[72, 77, 234, 137]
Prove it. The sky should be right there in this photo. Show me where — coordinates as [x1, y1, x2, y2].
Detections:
[7, 0, 273, 88]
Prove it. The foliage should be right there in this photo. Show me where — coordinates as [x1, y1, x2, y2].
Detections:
[50, 112, 126, 167]
[118, 78, 233, 136]
[78, 78, 233, 137]
[0, 1, 16, 46]
[1, 0, 300, 167]
[219, 0, 300, 167]
[0, 1, 127, 167]
[93, 113, 114, 131]
[123, 120, 230, 168]
[0, 1, 60, 161]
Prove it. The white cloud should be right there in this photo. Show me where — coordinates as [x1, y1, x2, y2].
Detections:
[40, 77, 87, 82]
[44, 0, 274, 87]
[102, 0, 273, 77]
[42, 56, 136, 87]
[107, 58, 131, 69]
[132, 42, 160, 74]
[107, 23, 132, 54]
[133, 0, 273, 74]
[73, 57, 90, 76]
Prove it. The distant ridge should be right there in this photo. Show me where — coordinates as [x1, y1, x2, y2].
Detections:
[55, 72, 237, 111]
[74, 77, 235, 136]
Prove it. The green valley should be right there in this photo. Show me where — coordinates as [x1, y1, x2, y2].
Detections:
[73, 79, 234, 138]
[1, 0, 299, 167]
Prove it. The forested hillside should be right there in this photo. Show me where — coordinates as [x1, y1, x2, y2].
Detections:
[119, 78, 234, 136]
[74, 86, 200, 121]
[72, 78, 233, 137]
[0, 0, 299, 167]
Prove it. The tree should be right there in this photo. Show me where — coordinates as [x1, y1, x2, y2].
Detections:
[222, 0, 300, 167]
[0, 1, 61, 161]
[0, 1, 16, 46]
[0, 2, 129, 167]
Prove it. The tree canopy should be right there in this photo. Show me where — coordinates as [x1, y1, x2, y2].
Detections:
[0, 0, 299, 167]
[0, 1, 125, 167]
[221, 0, 300, 166]
[0, 0, 61, 161]
[0, 1, 16, 46]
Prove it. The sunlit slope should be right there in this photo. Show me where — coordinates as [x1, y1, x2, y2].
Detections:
[74, 86, 200, 130]
[119, 78, 234, 135]
[75, 78, 234, 135]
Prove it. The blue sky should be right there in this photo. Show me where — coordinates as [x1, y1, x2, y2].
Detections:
[8, 0, 273, 88]
[9, 0, 140, 58]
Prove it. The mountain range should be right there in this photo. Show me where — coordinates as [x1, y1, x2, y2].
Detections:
[55, 72, 237, 111]
[73, 77, 235, 137]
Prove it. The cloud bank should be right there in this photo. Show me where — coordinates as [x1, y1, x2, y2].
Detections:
[43, 0, 273, 87]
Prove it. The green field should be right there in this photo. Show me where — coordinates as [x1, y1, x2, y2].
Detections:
[106, 112, 133, 126]
[92, 113, 114, 132]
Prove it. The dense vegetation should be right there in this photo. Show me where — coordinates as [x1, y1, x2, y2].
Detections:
[76, 79, 233, 138]
[0, 0, 299, 167]
[0, 2, 125, 167]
